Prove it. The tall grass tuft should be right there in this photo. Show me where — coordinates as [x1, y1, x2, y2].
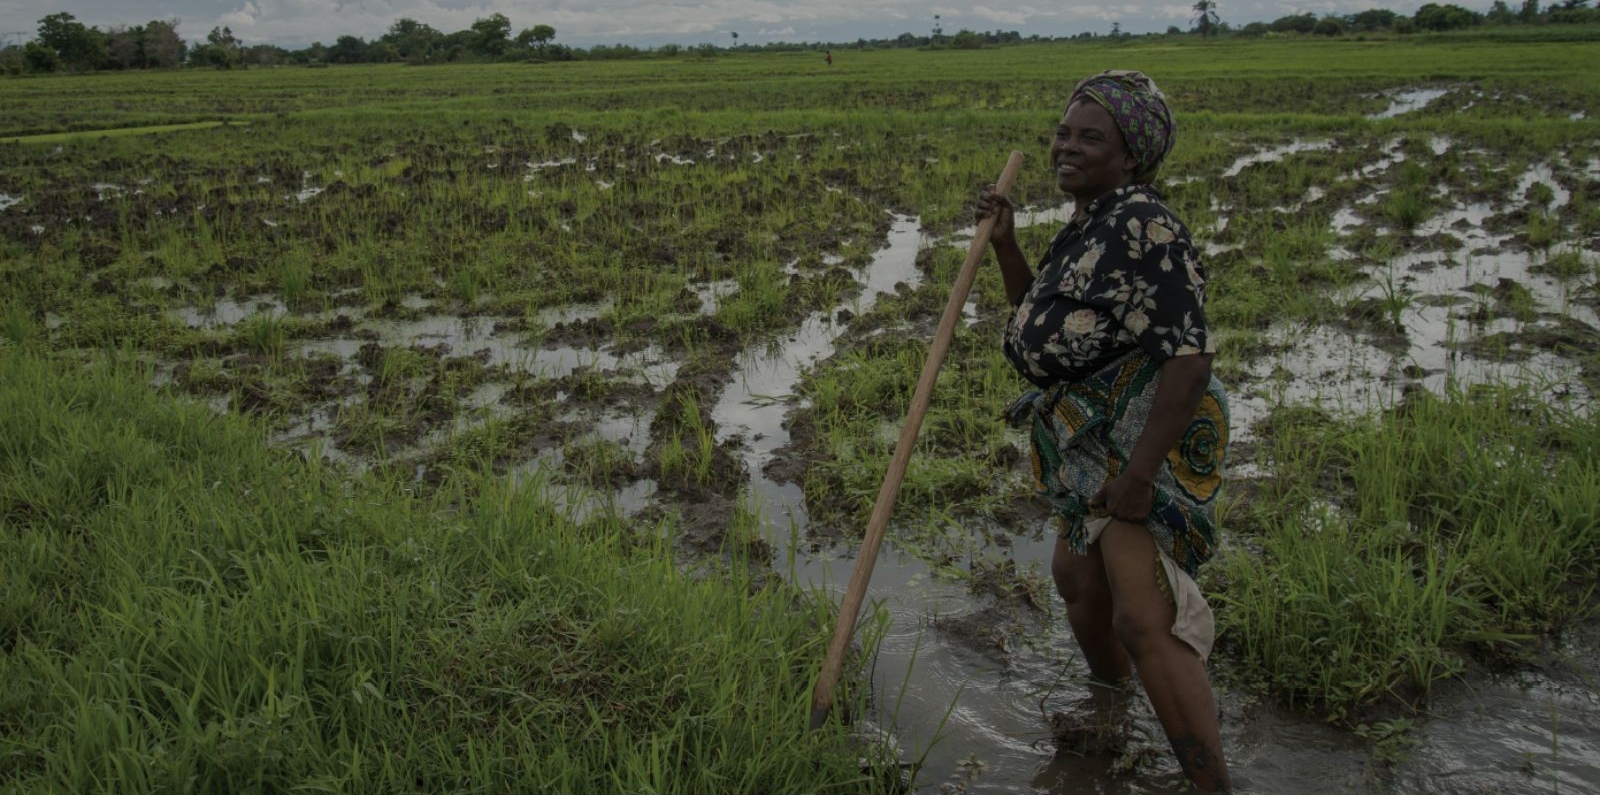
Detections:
[0, 303, 33, 347]
[0, 349, 897, 794]
[1216, 385, 1600, 720]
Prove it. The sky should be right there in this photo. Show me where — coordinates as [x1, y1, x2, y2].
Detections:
[0, 0, 1437, 50]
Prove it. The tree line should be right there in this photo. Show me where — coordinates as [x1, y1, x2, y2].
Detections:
[1, 12, 565, 73]
[1220, 0, 1597, 36]
[3, 0, 1598, 76]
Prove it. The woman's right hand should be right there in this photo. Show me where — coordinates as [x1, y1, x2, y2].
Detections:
[976, 185, 1017, 247]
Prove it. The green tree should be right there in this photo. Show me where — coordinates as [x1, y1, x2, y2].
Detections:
[383, 18, 442, 61]
[1350, 8, 1399, 30]
[37, 12, 106, 71]
[950, 28, 984, 48]
[515, 24, 556, 54]
[1314, 15, 1346, 34]
[1413, 2, 1482, 30]
[103, 24, 141, 69]
[470, 13, 511, 57]
[188, 25, 241, 68]
[1192, 0, 1221, 37]
[1269, 12, 1318, 32]
[1518, 0, 1542, 20]
[326, 34, 368, 63]
[23, 40, 60, 72]
[241, 44, 287, 66]
[99, 22, 179, 70]
[143, 19, 185, 67]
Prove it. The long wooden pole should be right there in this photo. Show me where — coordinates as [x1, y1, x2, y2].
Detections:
[808, 150, 1026, 732]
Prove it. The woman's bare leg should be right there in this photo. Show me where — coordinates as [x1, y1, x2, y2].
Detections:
[1051, 537, 1131, 683]
[1098, 519, 1232, 792]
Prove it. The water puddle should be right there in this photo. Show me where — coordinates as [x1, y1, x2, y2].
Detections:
[1348, 137, 1407, 180]
[511, 446, 657, 523]
[291, 170, 324, 202]
[713, 214, 925, 492]
[1222, 139, 1333, 178]
[172, 295, 288, 328]
[1370, 87, 1449, 119]
[560, 403, 652, 455]
[534, 298, 614, 328]
[1233, 186, 1598, 440]
[298, 313, 679, 385]
[1516, 162, 1570, 208]
[526, 157, 579, 176]
[691, 279, 740, 314]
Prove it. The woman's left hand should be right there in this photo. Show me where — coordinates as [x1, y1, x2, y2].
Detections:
[1090, 471, 1155, 524]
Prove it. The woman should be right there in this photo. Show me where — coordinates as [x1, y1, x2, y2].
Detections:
[976, 70, 1232, 792]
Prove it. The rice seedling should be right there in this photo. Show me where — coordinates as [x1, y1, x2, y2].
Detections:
[0, 348, 897, 793]
[1215, 383, 1600, 719]
[238, 312, 288, 359]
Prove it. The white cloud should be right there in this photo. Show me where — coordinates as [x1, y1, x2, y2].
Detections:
[218, 1, 261, 30]
[970, 6, 1029, 26]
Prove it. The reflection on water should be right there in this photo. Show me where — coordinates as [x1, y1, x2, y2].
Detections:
[172, 295, 288, 328]
[1369, 87, 1449, 119]
[1222, 139, 1333, 178]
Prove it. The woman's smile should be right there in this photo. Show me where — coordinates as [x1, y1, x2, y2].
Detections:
[1051, 100, 1136, 202]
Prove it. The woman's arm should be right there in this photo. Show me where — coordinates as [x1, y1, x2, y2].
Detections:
[1093, 352, 1214, 523]
[976, 187, 1034, 305]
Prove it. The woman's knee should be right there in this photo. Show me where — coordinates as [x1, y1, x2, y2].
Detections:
[1052, 545, 1105, 606]
[1110, 577, 1187, 658]
[1110, 605, 1166, 656]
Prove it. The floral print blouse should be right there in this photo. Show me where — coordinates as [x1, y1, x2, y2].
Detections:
[1003, 185, 1214, 388]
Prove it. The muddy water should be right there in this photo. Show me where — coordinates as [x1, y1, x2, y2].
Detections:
[709, 181, 1600, 791]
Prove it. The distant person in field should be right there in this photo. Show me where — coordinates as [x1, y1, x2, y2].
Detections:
[825, 50, 832, 65]
[976, 70, 1232, 793]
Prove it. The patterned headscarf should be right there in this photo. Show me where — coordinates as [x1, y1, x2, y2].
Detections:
[1068, 70, 1175, 183]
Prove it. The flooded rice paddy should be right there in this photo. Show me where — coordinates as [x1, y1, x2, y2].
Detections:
[5, 76, 1599, 792]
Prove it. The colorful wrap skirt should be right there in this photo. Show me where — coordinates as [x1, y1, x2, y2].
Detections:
[1004, 349, 1230, 579]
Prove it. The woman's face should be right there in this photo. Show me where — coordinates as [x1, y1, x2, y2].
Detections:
[1051, 100, 1137, 203]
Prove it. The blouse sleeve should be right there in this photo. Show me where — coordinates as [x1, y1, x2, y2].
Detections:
[1093, 207, 1213, 362]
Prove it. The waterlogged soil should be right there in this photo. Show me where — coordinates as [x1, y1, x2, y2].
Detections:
[9, 122, 1600, 793]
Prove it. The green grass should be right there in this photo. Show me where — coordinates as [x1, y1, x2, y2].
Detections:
[0, 346, 895, 793]
[0, 120, 230, 145]
[1214, 386, 1600, 720]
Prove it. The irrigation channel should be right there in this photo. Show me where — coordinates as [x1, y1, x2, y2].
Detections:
[108, 125, 1600, 792]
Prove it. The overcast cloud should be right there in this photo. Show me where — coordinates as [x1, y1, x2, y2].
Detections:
[2, 0, 1442, 49]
